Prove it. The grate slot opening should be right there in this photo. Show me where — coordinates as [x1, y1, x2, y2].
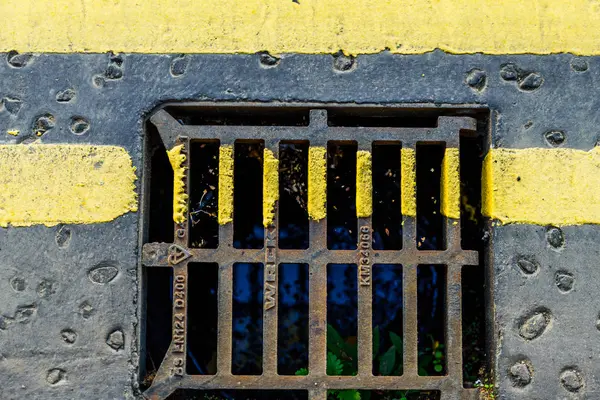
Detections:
[326, 390, 440, 400]
[372, 143, 402, 250]
[279, 142, 310, 249]
[460, 135, 484, 250]
[189, 141, 219, 249]
[459, 131, 487, 388]
[167, 390, 309, 400]
[146, 124, 174, 243]
[462, 265, 486, 387]
[326, 108, 438, 127]
[141, 267, 173, 389]
[372, 264, 404, 376]
[327, 264, 358, 376]
[277, 263, 310, 375]
[327, 142, 358, 250]
[187, 263, 218, 375]
[416, 143, 445, 251]
[232, 263, 264, 375]
[417, 265, 446, 376]
[165, 105, 310, 126]
[234, 142, 264, 249]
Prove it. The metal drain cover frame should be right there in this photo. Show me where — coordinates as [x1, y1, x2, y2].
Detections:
[141, 103, 481, 400]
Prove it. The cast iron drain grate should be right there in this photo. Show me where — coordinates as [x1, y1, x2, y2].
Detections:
[140, 103, 485, 400]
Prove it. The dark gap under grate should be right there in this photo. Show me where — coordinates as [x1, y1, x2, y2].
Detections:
[278, 263, 309, 375]
[141, 267, 173, 390]
[147, 124, 174, 243]
[167, 390, 309, 400]
[327, 142, 358, 250]
[164, 106, 311, 126]
[232, 263, 264, 375]
[234, 142, 264, 249]
[279, 143, 309, 249]
[372, 144, 402, 250]
[459, 133, 487, 387]
[327, 264, 358, 376]
[372, 264, 403, 376]
[189, 142, 219, 248]
[417, 265, 446, 376]
[416, 143, 445, 251]
[187, 263, 218, 375]
[327, 390, 440, 400]
[327, 108, 439, 128]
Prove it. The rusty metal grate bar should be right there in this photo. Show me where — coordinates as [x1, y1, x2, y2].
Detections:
[141, 104, 481, 400]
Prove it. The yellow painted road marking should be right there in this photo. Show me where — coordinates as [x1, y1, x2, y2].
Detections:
[483, 147, 600, 226]
[218, 145, 234, 225]
[2, 0, 600, 54]
[441, 148, 460, 219]
[356, 150, 372, 218]
[167, 144, 187, 224]
[0, 144, 137, 227]
[308, 147, 327, 221]
[263, 148, 279, 227]
[401, 148, 416, 218]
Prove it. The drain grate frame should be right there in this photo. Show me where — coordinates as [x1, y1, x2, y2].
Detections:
[140, 103, 485, 400]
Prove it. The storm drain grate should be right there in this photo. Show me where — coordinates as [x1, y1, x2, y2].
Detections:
[140, 104, 485, 400]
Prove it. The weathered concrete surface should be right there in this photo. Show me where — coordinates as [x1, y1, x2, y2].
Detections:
[493, 225, 600, 399]
[0, 52, 599, 399]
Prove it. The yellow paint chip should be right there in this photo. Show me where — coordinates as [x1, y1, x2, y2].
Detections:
[308, 147, 327, 221]
[263, 148, 279, 227]
[2, 0, 600, 55]
[0, 144, 137, 227]
[441, 148, 460, 219]
[401, 148, 416, 218]
[218, 145, 234, 225]
[483, 147, 600, 226]
[7, 130, 19, 136]
[356, 150, 372, 218]
[167, 144, 188, 224]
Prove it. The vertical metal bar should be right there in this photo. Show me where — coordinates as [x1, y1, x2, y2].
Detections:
[445, 262, 464, 382]
[263, 141, 280, 375]
[309, 220, 328, 378]
[216, 256, 234, 376]
[458, 389, 481, 400]
[309, 388, 328, 400]
[402, 263, 419, 377]
[308, 109, 329, 379]
[401, 141, 419, 377]
[167, 135, 191, 380]
[216, 137, 235, 376]
[357, 217, 373, 377]
[356, 143, 373, 377]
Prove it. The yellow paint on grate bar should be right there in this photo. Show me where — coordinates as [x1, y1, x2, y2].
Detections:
[167, 144, 188, 224]
[441, 148, 460, 219]
[0, 144, 137, 227]
[2, 0, 600, 55]
[308, 147, 327, 221]
[218, 145, 234, 225]
[356, 150, 372, 218]
[401, 148, 416, 218]
[263, 148, 279, 227]
[483, 147, 600, 226]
